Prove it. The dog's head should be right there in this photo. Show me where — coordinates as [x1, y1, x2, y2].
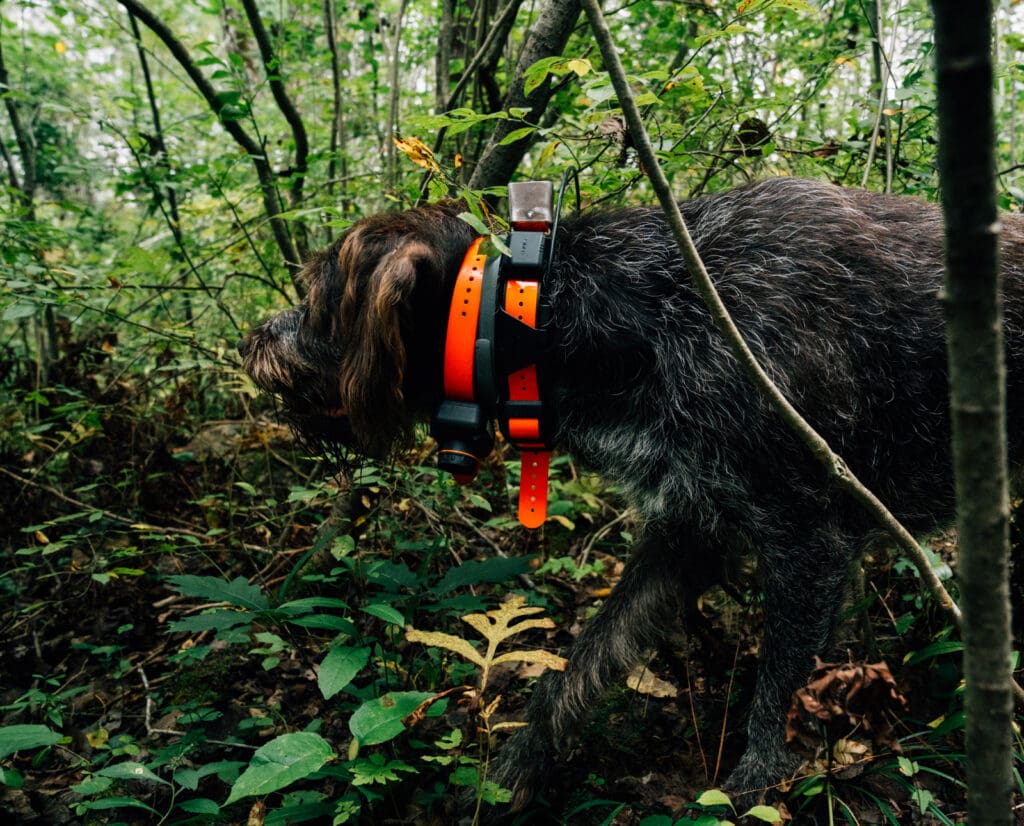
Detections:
[238, 201, 477, 458]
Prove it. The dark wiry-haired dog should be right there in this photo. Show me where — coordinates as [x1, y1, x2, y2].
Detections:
[239, 178, 1024, 807]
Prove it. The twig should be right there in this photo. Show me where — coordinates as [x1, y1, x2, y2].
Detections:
[0, 466, 208, 540]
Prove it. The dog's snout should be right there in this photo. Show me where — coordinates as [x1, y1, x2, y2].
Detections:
[237, 337, 252, 359]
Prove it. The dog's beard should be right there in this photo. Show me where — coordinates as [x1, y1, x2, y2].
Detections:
[278, 407, 355, 467]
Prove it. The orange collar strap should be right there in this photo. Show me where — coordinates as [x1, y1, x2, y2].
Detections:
[433, 183, 556, 528]
[503, 274, 549, 527]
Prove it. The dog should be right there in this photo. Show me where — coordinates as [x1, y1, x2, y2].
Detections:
[238, 177, 1024, 808]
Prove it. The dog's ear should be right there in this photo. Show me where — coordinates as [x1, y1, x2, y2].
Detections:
[338, 238, 434, 455]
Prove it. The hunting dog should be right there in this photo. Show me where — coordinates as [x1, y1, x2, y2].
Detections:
[238, 178, 1024, 807]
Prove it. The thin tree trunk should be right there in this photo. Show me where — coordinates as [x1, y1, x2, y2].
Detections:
[116, 0, 304, 293]
[436, 0, 454, 115]
[239, 0, 310, 257]
[932, 3, 1014, 824]
[324, 0, 347, 210]
[127, 9, 193, 325]
[384, 0, 408, 193]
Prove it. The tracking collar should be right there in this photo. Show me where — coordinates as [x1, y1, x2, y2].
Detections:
[431, 181, 556, 528]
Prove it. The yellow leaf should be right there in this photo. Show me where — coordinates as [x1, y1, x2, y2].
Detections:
[488, 720, 528, 732]
[34, 530, 50, 545]
[567, 58, 592, 77]
[491, 649, 567, 671]
[393, 135, 440, 173]
[87, 728, 109, 748]
[550, 514, 575, 531]
[406, 628, 485, 667]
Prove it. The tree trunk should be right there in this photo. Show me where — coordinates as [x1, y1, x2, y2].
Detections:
[932, 4, 1014, 825]
[468, 0, 581, 191]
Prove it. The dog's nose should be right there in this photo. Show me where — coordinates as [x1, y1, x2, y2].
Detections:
[237, 337, 251, 358]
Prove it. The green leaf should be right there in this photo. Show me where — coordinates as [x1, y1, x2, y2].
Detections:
[349, 692, 443, 746]
[167, 611, 252, 635]
[97, 762, 169, 785]
[79, 796, 161, 815]
[903, 639, 964, 665]
[696, 788, 734, 809]
[912, 787, 934, 814]
[523, 56, 562, 95]
[457, 210, 490, 236]
[1, 768, 24, 788]
[361, 603, 405, 626]
[2, 301, 37, 321]
[349, 753, 416, 785]
[743, 804, 783, 823]
[178, 798, 221, 814]
[0, 724, 63, 759]
[224, 733, 335, 805]
[279, 596, 350, 614]
[499, 126, 536, 146]
[897, 756, 919, 776]
[168, 575, 268, 611]
[432, 556, 534, 595]
[769, 0, 816, 12]
[318, 645, 371, 700]
[286, 615, 357, 634]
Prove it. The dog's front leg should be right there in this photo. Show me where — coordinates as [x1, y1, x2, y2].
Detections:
[486, 533, 686, 812]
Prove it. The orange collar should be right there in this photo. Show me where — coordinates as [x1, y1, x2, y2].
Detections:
[433, 209, 555, 528]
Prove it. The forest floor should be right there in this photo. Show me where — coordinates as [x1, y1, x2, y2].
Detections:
[0, 351, 1016, 824]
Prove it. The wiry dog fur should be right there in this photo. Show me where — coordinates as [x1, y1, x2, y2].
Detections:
[239, 178, 1024, 807]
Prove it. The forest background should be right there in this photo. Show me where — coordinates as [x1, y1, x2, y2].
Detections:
[2, 0, 1024, 823]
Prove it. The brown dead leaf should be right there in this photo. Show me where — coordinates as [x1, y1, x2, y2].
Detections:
[786, 657, 907, 758]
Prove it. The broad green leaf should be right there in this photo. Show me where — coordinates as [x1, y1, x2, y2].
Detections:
[0, 724, 62, 759]
[168, 575, 268, 611]
[318, 645, 371, 700]
[432, 556, 534, 595]
[224, 732, 335, 805]
[349, 692, 442, 746]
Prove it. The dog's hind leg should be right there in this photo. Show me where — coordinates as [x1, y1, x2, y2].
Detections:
[725, 522, 856, 800]
[489, 531, 702, 810]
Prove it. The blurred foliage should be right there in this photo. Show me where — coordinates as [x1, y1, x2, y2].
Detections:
[1, 0, 1023, 822]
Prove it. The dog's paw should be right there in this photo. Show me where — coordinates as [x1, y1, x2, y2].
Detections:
[723, 748, 802, 810]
